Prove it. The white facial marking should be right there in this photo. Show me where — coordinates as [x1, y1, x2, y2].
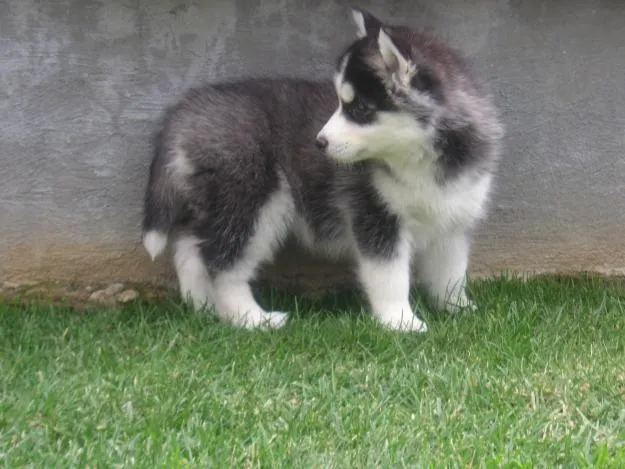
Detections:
[318, 105, 432, 164]
[331, 53, 352, 104]
[339, 81, 355, 104]
[333, 73, 342, 97]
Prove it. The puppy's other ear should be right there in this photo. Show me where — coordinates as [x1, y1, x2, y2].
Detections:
[350, 6, 383, 38]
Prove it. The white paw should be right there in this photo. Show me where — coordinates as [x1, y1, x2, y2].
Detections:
[377, 311, 428, 333]
[235, 310, 289, 330]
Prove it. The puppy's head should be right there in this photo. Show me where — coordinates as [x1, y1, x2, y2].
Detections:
[316, 7, 445, 164]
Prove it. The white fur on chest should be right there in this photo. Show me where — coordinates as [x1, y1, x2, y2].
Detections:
[374, 163, 492, 246]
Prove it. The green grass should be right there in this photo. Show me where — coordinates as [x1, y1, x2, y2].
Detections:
[2, 276, 625, 468]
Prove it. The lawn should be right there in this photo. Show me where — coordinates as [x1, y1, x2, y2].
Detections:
[1, 275, 625, 468]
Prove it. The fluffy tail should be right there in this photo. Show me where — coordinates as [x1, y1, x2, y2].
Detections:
[142, 140, 183, 261]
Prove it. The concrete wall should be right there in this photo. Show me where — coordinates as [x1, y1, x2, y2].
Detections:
[2, 0, 625, 288]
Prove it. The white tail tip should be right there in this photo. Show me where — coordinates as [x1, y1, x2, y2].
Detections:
[143, 231, 167, 261]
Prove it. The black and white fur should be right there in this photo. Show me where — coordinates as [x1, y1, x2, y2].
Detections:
[142, 8, 503, 331]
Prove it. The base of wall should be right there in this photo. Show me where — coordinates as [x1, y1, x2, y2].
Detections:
[2, 240, 625, 291]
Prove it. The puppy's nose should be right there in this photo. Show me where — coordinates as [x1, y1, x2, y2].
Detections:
[315, 136, 328, 150]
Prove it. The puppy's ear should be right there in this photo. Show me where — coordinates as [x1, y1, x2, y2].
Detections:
[378, 28, 416, 86]
[350, 6, 383, 38]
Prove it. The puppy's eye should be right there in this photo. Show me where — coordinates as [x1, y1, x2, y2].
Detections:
[355, 100, 374, 117]
[344, 98, 376, 123]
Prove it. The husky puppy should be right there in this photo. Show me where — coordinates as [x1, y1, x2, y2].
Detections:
[142, 7, 503, 332]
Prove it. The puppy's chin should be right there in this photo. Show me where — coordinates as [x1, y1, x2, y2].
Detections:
[323, 143, 362, 163]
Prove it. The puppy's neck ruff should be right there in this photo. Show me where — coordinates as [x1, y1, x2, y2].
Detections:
[371, 145, 492, 241]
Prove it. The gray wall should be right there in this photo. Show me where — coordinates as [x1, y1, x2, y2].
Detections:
[1, 0, 625, 287]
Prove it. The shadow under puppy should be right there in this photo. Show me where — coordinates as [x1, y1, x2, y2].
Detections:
[142, 7, 504, 331]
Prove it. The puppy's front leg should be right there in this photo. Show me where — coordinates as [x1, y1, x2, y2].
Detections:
[418, 230, 475, 313]
[357, 236, 427, 332]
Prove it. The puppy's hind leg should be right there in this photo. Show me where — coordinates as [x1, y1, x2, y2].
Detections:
[211, 271, 288, 330]
[206, 179, 295, 330]
[173, 234, 285, 329]
[173, 235, 215, 312]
